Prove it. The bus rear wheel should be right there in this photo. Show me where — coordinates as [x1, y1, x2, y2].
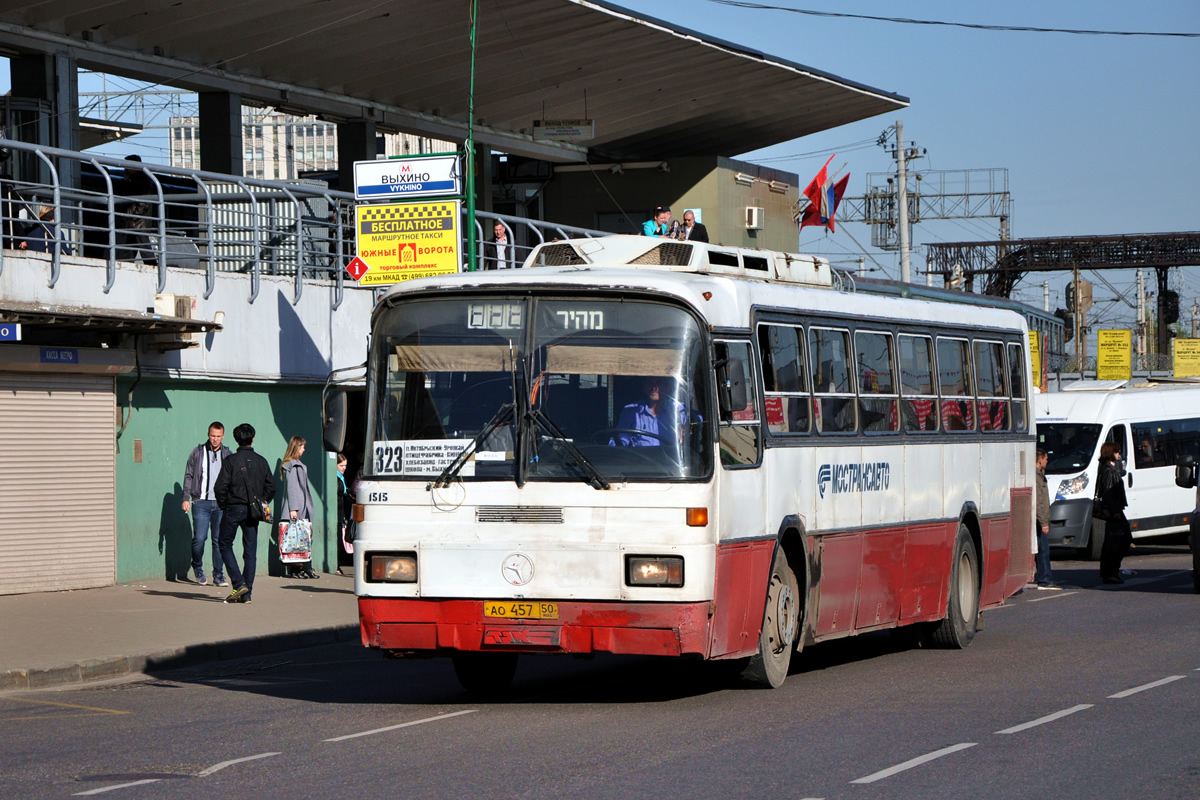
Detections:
[742, 548, 799, 689]
[929, 525, 980, 649]
[452, 653, 519, 697]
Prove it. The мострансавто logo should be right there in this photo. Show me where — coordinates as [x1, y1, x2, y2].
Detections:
[818, 462, 891, 499]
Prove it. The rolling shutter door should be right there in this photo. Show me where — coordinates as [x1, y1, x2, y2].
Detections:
[0, 374, 116, 595]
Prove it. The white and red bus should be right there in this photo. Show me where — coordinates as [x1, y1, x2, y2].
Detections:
[326, 235, 1035, 693]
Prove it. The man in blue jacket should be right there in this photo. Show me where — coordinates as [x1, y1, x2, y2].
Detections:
[182, 422, 231, 586]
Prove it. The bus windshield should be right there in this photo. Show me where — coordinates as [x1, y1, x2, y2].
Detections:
[366, 295, 713, 483]
[1038, 423, 1102, 473]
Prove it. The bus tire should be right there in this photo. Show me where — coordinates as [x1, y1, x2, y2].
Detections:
[929, 525, 980, 649]
[741, 547, 799, 689]
[452, 653, 518, 697]
[1084, 518, 1106, 561]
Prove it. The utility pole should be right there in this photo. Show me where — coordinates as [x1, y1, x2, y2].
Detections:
[896, 119, 911, 284]
[1136, 269, 1146, 360]
[1073, 267, 1081, 368]
[858, 257, 865, 277]
[1043, 280, 1049, 312]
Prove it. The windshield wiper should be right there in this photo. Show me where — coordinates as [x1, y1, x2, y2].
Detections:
[429, 403, 515, 489]
[527, 408, 611, 490]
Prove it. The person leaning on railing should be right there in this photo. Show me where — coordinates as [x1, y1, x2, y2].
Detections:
[19, 205, 72, 256]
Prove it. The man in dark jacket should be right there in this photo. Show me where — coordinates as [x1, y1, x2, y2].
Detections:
[482, 221, 516, 269]
[1034, 448, 1060, 589]
[214, 423, 275, 604]
[182, 421, 232, 586]
[681, 210, 709, 243]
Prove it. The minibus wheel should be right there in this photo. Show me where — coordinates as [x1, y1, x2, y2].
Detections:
[742, 547, 799, 688]
[452, 653, 519, 697]
[929, 525, 979, 649]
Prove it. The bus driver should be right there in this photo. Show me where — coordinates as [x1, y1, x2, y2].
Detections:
[611, 376, 691, 447]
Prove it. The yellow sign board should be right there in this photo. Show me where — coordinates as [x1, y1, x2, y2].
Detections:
[1174, 339, 1200, 378]
[1096, 329, 1132, 380]
[354, 200, 461, 285]
[1028, 331, 1041, 388]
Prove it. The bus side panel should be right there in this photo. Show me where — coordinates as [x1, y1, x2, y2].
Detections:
[1005, 487, 1035, 597]
[900, 523, 953, 621]
[980, 514, 1012, 607]
[709, 539, 776, 659]
[813, 532, 862, 637]
[854, 527, 905, 629]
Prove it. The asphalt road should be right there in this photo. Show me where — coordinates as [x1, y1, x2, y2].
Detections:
[2, 545, 1197, 800]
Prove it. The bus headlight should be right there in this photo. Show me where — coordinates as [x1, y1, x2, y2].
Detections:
[626, 556, 684, 587]
[368, 553, 417, 583]
[1057, 473, 1089, 496]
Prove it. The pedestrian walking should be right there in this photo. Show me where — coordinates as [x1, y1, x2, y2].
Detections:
[1093, 442, 1131, 584]
[1034, 448, 1060, 590]
[214, 423, 275, 604]
[335, 452, 354, 576]
[181, 421, 231, 586]
[280, 436, 319, 580]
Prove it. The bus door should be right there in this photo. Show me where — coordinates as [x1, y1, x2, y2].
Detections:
[711, 340, 769, 657]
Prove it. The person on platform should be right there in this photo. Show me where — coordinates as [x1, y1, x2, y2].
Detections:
[680, 210, 709, 243]
[642, 206, 672, 238]
[280, 436, 319, 580]
[482, 221, 516, 269]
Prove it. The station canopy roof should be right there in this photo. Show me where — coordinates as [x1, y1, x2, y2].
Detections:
[0, 0, 908, 162]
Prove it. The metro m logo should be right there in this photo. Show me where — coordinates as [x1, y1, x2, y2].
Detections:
[400, 164, 412, 172]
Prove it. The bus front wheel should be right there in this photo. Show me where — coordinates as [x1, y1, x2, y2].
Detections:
[742, 548, 799, 688]
[929, 525, 980, 649]
[452, 653, 519, 698]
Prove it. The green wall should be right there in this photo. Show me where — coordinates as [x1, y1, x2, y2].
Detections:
[114, 378, 336, 582]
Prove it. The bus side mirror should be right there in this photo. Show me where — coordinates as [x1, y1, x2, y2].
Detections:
[1175, 455, 1197, 490]
[717, 357, 747, 419]
[323, 388, 348, 453]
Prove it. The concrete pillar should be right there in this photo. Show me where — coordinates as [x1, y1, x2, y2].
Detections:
[9, 52, 79, 203]
[337, 119, 377, 193]
[198, 91, 243, 176]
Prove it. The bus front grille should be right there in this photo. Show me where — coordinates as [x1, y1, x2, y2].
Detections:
[476, 506, 564, 524]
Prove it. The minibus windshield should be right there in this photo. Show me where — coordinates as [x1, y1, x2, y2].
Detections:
[1038, 423, 1102, 473]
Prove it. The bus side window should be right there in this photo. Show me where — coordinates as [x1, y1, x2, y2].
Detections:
[717, 340, 761, 466]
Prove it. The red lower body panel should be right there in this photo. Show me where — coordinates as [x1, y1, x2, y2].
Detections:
[360, 597, 712, 657]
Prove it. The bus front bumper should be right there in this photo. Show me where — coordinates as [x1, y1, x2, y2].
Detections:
[359, 597, 713, 658]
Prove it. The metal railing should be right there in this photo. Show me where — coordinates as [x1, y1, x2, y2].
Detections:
[0, 138, 607, 309]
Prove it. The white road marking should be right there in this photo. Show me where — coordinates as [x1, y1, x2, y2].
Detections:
[324, 709, 477, 742]
[73, 779, 160, 796]
[995, 704, 1093, 734]
[196, 752, 281, 777]
[1027, 591, 1080, 603]
[850, 743, 977, 784]
[1108, 675, 1187, 698]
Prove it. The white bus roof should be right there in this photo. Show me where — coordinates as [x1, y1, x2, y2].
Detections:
[1036, 382, 1200, 423]
[375, 236, 1027, 333]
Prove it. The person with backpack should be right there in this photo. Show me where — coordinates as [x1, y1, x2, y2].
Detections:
[214, 423, 275, 604]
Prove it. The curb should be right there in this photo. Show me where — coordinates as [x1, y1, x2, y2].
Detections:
[0, 624, 360, 692]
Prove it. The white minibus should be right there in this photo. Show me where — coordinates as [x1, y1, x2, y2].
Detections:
[1034, 381, 1200, 558]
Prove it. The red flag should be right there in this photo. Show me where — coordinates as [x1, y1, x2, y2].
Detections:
[799, 155, 834, 231]
[800, 172, 850, 232]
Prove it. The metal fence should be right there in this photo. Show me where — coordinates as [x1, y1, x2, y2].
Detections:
[0, 138, 607, 309]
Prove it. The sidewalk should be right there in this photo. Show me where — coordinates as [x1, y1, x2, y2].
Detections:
[0, 573, 360, 692]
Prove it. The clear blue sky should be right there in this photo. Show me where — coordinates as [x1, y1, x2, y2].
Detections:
[620, 0, 1200, 324]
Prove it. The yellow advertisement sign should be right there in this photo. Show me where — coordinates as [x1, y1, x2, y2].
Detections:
[1096, 329, 1132, 381]
[1028, 331, 1042, 389]
[1174, 339, 1200, 378]
[355, 200, 461, 285]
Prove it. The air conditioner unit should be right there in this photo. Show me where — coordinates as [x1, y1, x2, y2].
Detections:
[150, 293, 198, 350]
[745, 206, 765, 230]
